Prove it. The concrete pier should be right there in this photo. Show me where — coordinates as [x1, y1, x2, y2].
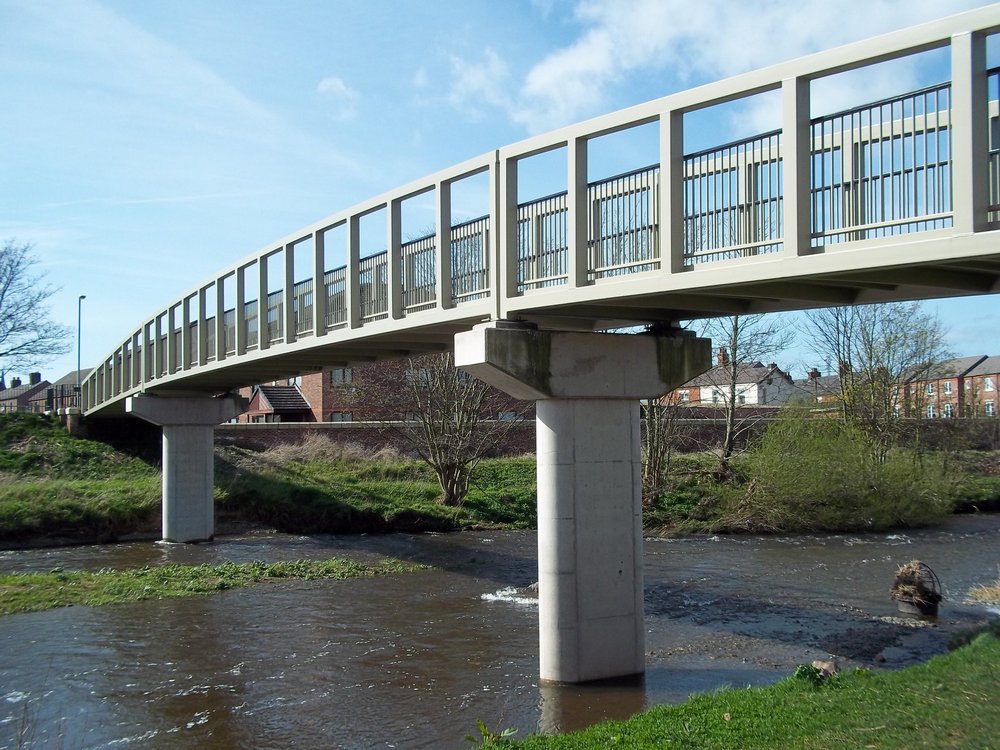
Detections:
[455, 322, 710, 683]
[126, 395, 248, 543]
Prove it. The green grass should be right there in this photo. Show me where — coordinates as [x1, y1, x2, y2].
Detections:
[0, 557, 427, 616]
[502, 627, 1000, 749]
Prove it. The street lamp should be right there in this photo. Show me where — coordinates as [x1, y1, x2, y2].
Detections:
[76, 295, 86, 400]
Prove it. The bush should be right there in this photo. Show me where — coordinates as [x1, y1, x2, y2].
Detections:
[718, 413, 954, 532]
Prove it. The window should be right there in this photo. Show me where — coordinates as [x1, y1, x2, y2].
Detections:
[711, 390, 721, 404]
[406, 368, 433, 386]
[986, 376, 995, 392]
[926, 404, 935, 419]
[737, 394, 746, 404]
[287, 375, 302, 387]
[943, 381, 952, 395]
[987, 400, 996, 417]
[926, 382, 935, 395]
[498, 410, 519, 421]
[328, 411, 352, 422]
[329, 367, 353, 385]
[679, 390, 690, 403]
[943, 403, 953, 419]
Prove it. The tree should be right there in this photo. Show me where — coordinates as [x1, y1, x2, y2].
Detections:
[641, 392, 686, 506]
[350, 353, 529, 506]
[805, 301, 949, 462]
[697, 314, 794, 478]
[0, 240, 71, 380]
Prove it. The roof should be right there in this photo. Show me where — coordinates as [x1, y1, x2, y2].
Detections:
[966, 355, 1000, 377]
[916, 355, 987, 381]
[257, 385, 311, 413]
[0, 381, 51, 402]
[682, 362, 790, 388]
[795, 373, 841, 396]
[51, 369, 93, 387]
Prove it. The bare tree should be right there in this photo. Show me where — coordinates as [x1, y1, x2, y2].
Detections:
[697, 314, 794, 478]
[805, 301, 949, 462]
[350, 353, 529, 506]
[0, 240, 71, 380]
[641, 392, 687, 505]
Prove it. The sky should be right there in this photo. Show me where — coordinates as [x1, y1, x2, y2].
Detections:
[2, 0, 998, 382]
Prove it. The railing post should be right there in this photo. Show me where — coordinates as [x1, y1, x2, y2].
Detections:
[498, 153, 518, 319]
[197, 286, 209, 366]
[782, 76, 812, 256]
[313, 231, 328, 336]
[258, 254, 270, 351]
[166, 306, 178, 374]
[568, 136, 590, 287]
[436, 180, 454, 309]
[143, 322, 153, 386]
[951, 30, 989, 234]
[215, 276, 227, 361]
[236, 264, 248, 355]
[347, 215, 362, 328]
[388, 200, 403, 319]
[131, 331, 141, 387]
[283, 243, 296, 344]
[659, 109, 685, 273]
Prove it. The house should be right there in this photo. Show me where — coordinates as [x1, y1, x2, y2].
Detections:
[962, 355, 1000, 418]
[905, 355, 986, 419]
[237, 359, 533, 424]
[795, 367, 843, 406]
[0, 372, 51, 413]
[242, 383, 314, 423]
[26, 369, 92, 412]
[672, 349, 797, 407]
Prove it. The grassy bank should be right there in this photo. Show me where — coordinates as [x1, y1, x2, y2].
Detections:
[497, 625, 1000, 749]
[1, 413, 999, 546]
[0, 557, 426, 616]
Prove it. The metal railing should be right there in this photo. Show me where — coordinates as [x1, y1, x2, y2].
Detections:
[811, 82, 953, 245]
[683, 130, 784, 264]
[78, 7, 1000, 413]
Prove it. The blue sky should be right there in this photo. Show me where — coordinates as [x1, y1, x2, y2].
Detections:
[2, 0, 997, 381]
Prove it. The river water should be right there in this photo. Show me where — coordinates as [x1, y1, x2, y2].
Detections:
[1, 515, 998, 749]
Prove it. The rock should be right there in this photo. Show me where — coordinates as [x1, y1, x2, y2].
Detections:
[811, 659, 839, 678]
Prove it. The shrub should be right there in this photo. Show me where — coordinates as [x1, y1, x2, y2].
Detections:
[718, 413, 953, 532]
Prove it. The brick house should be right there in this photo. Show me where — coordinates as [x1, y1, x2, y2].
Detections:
[904, 355, 988, 418]
[238, 360, 532, 423]
[0, 372, 50, 413]
[795, 367, 843, 405]
[962, 355, 1000, 418]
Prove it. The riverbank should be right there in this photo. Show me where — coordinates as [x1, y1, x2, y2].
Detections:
[2, 413, 1000, 549]
[504, 624, 1000, 749]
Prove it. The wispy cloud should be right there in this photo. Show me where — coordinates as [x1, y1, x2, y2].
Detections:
[317, 75, 359, 120]
[447, 48, 512, 120]
[502, 0, 983, 133]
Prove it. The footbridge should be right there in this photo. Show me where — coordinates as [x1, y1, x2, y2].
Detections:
[82, 8, 1000, 683]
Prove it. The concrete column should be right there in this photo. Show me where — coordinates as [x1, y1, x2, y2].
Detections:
[126, 395, 248, 543]
[455, 322, 711, 683]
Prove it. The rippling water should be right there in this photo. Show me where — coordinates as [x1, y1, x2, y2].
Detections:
[1, 515, 997, 749]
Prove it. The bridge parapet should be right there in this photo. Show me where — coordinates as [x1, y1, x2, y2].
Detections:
[83, 6, 1000, 415]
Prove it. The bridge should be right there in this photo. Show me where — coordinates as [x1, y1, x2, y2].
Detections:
[81, 7, 1000, 684]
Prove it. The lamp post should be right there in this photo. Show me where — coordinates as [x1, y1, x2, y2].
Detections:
[76, 295, 86, 403]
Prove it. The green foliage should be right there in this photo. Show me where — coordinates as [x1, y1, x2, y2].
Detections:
[466, 719, 518, 746]
[507, 628, 1000, 748]
[716, 414, 954, 533]
[0, 557, 427, 616]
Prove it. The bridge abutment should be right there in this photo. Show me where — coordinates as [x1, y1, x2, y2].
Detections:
[126, 395, 248, 543]
[455, 322, 711, 683]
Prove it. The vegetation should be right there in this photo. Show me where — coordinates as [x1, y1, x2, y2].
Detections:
[495, 626, 1000, 749]
[0, 238, 71, 379]
[0, 557, 426, 616]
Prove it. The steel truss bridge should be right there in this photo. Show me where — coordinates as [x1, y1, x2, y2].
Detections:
[82, 6, 1000, 415]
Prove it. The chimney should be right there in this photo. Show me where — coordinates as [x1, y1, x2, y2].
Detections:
[29, 372, 41, 385]
[717, 347, 729, 366]
[11, 377, 21, 388]
[808, 367, 821, 380]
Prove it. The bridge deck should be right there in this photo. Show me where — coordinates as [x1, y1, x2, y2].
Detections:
[82, 7, 1000, 414]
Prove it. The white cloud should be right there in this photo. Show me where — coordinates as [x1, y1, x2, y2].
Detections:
[508, 0, 984, 133]
[412, 67, 429, 89]
[316, 75, 359, 120]
[447, 48, 511, 119]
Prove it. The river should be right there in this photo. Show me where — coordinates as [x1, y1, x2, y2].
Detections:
[1, 515, 998, 749]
